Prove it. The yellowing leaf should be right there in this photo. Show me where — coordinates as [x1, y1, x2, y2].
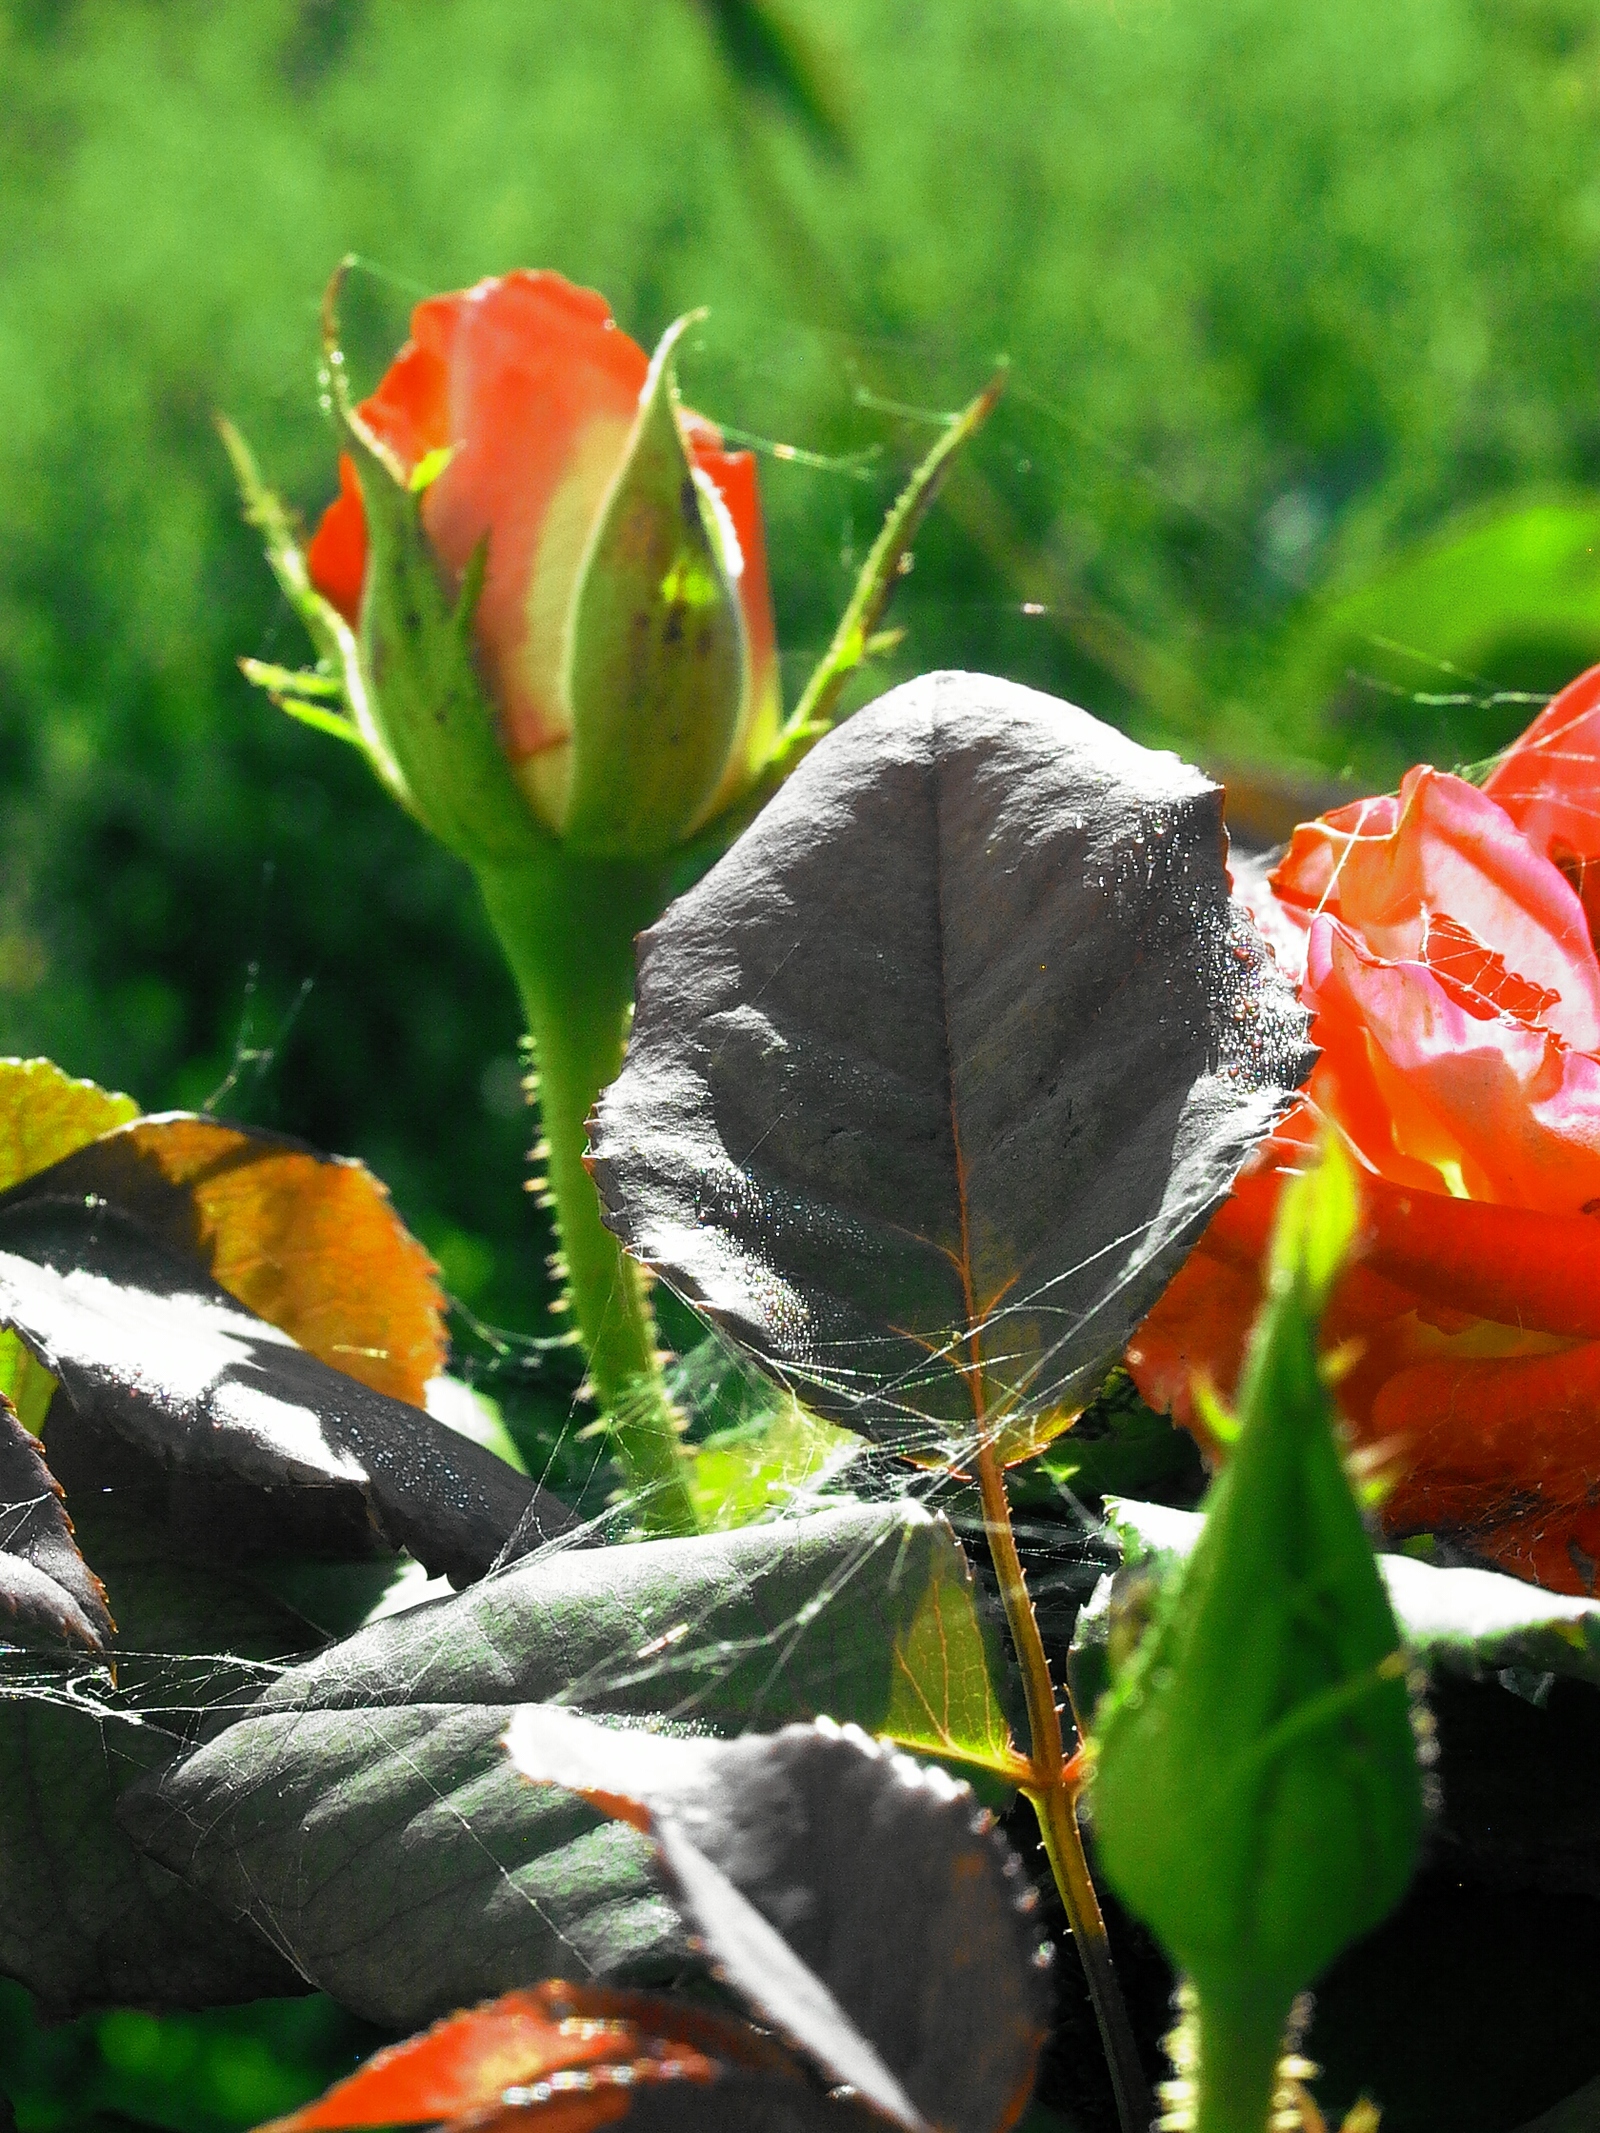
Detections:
[0, 1059, 137, 1432]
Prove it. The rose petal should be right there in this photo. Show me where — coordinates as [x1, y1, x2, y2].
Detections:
[1485, 662, 1600, 868]
[1309, 919, 1600, 1211]
[305, 453, 367, 627]
[1124, 1244, 1262, 1429]
[1282, 770, 1600, 1050]
[304, 273, 782, 790]
[1272, 791, 1401, 917]
[1373, 1338, 1600, 1517]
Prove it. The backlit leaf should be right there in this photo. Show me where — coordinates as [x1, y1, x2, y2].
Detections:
[0, 1057, 137, 1433]
[0, 1112, 446, 1405]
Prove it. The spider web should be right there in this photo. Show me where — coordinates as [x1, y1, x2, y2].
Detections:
[3, 257, 1576, 2052]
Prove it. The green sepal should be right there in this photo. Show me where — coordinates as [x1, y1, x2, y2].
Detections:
[332, 401, 554, 872]
[218, 417, 414, 817]
[1089, 1141, 1423, 2015]
[559, 313, 749, 858]
[662, 367, 1007, 893]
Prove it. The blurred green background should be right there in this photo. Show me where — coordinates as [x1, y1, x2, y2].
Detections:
[7, 0, 1600, 1336]
[5, 0, 1600, 2121]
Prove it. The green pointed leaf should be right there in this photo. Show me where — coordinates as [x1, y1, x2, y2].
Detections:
[560, 314, 748, 857]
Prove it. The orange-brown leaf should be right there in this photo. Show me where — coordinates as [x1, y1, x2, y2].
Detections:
[2, 1114, 446, 1404]
[256, 1983, 788, 2132]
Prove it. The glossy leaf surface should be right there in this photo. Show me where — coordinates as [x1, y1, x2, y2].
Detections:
[0, 1196, 569, 1583]
[592, 671, 1313, 1457]
[119, 1502, 1011, 2030]
[506, 1708, 1050, 2133]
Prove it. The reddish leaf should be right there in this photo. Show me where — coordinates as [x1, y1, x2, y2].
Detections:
[0, 1113, 446, 1405]
[257, 1982, 796, 2132]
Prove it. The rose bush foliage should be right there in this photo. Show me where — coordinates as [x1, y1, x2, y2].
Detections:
[1129, 665, 1600, 1592]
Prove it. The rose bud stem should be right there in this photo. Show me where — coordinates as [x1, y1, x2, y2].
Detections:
[479, 854, 698, 1533]
[1092, 1141, 1423, 2133]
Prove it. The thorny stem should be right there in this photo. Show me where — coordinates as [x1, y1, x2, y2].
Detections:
[975, 1436, 1152, 2133]
[477, 855, 699, 1536]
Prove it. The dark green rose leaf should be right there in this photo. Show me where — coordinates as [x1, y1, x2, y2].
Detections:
[0, 1195, 572, 1584]
[0, 1396, 111, 1652]
[118, 1502, 1010, 2030]
[506, 1706, 1050, 2133]
[0, 1481, 317, 2015]
[591, 671, 1313, 1459]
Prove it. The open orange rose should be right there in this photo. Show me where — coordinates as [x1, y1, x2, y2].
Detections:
[1127, 664, 1600, 1592]
[307, 270, 781, 854]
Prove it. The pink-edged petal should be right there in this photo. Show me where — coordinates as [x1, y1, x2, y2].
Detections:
[1311, 918, 1600, 1212]
[1485, 663, 1600, 868]
[1271, 792, 1402, 915]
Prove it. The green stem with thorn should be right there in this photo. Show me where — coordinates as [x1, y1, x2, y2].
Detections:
[477, 854, 699, 1535]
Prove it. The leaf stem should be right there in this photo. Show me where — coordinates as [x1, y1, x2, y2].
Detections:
[974, 1437, 1151, 2133]
[477, 857, 699, 1535]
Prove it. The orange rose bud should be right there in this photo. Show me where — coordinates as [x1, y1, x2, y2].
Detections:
[308, 271, 780, 861]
